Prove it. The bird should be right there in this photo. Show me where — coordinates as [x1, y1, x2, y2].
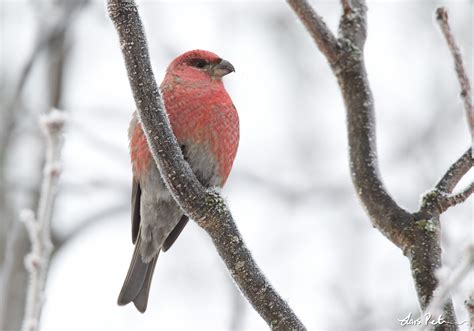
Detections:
[117, 50, 239, 313]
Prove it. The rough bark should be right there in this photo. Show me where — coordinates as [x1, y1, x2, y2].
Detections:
[287, 0, 472, 329]
[106, 0, 305, 329]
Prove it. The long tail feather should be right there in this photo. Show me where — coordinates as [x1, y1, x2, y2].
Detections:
[117, 237, 159, 312]
[132, 256, 158, 312]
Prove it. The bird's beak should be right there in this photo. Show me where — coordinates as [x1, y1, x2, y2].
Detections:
[211, 59, 235, 78]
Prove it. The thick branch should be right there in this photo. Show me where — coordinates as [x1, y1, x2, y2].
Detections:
[436, 8, 474, 142]
[288, 0, 413, 251]
[288, 1, 465, 329]
[405, 217, 458, 330]
[420, 245, 474, 331]
[338, 0, 367, 49]
[337, 60, 414, 249]
[106, 0, 305, 329]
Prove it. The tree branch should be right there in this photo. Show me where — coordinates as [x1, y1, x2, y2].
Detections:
[436, 8, 474, 143]
[417, 148, 472, 218]
[106, 0, 305, 329]
[288, 0, 471, 329]
[438, 182, 473, 213]
[435, 148, 472, 194]
[21, 110, 66, 331]
[289, 0, 414, 251]
[338, 0, 367, 49]
[466, 291, 474, 331]
[420, 245, 474, 331]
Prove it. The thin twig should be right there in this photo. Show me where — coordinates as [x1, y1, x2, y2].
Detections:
[436, 7, 474, 144]
[418, 149, 472, 217]
[106, 0, 305, 329]
[438, 182, 473, 213]
[21, 110, 66, 331]
[435, 148, 472, 194]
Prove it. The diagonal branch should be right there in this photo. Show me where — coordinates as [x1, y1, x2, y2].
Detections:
[288, 0, 470, 329]
[418, 148, 472, 218]
[439, 182, 473, 213]
[289, 0, 413, 250]
[436, 8, 474, 142]
[436, 148, 472, 194]
[106, 0, 305, 329]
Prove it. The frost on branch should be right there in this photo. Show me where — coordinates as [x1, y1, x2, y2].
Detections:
[287, 0, 471, 329]
[20, 109, 66, 331]
[107, 0, 305, 329]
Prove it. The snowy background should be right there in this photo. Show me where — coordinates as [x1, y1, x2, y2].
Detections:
[1, 0, 472, 330]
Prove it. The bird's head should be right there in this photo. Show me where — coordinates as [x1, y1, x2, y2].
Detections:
[166, 50, 235, 83]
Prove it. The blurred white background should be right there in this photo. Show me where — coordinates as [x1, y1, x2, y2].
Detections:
[0, 0, 472, 330]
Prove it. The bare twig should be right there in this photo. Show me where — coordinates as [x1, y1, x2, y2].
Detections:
[21, 110, 66, 331]
[435, 148, 472, 194]
[0, 3, 87, 330]
[438, 183, 473, 212]
[436, 8, 474, 143]
[106, 0, 305, 329]
[418, 149, 473, 217]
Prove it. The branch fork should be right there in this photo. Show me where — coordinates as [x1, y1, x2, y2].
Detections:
[287, 1, 472, 329]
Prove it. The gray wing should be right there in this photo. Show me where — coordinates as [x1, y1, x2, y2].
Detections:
[131, 178, 141, 244]
[162, 215, 189, 251]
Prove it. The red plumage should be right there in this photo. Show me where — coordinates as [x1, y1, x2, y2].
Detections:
[119, 50, 239, 312]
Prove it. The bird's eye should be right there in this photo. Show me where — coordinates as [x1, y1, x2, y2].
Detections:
[190, 58, 208, 69]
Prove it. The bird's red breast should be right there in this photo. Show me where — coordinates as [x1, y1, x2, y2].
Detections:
[130, 51, 239, 187]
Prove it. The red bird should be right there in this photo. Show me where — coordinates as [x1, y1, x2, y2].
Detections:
[117, 50, 239, 312]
